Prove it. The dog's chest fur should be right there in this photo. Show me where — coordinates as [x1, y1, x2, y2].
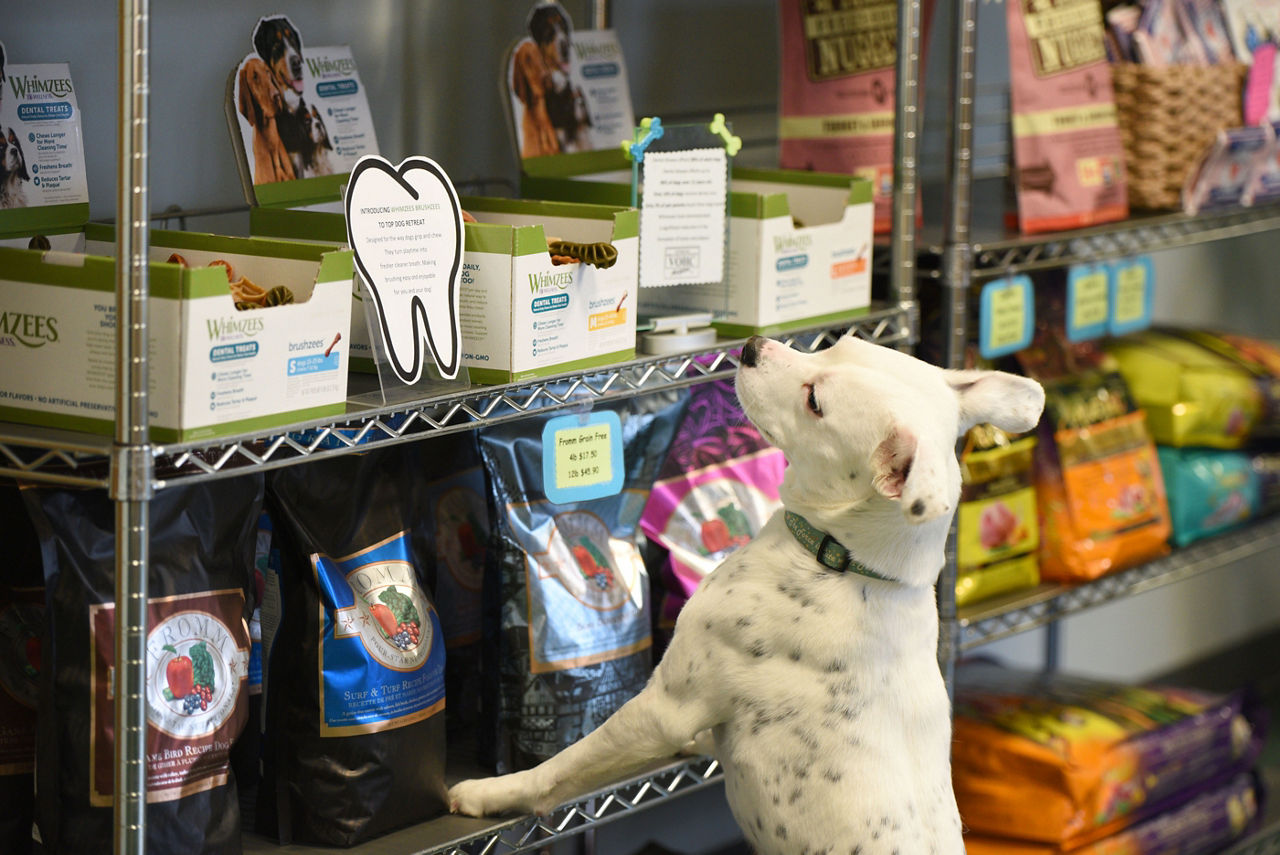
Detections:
[675, 517, 963, 855]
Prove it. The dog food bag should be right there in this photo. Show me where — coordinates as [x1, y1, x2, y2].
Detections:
[0, 485, 44, 855]
[1104, 329, 1280, 449]
[259, 445, 447, 846]
[1157, 446, 1263, 546]
[964, 771, 1260, 854]
[953, 662, 1264, 849]
[478, 390, 687, 772]
[1033, 370, 1171, 582]
[956, 426, 1041, 608]
[421, 434, 490, 754]
[25, 476, 263, 855]
[1007, 0, 1128, 234]
[640, 378, 785, 640]
[777, 0, 935, 234]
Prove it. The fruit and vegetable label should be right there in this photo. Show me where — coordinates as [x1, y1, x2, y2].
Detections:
[1109, 255, 1154, 336]
[979, 274, 1035, 359]
[542, 410, 625, 504]
[89, 590, 250, 806]
[0, 592, 41, 775]
[0, 41, 90, 234]
[311, 531, 446, 736]
[515, 505, 650, 673]
[1067, 263, 1110, 342]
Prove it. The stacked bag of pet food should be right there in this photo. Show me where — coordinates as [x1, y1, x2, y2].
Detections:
[478, 391, 687, 771]
[1104, 328, 1280, 547]
[954, 660, 1266, 854]
[1008, 286, 1173, 585]
[1102, 0, 1280, 214]
[639, 378, 787, 651]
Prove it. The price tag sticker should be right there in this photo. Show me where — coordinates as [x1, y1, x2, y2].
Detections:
[1066, 263, 1110, 342]
[979, 275, 1034, 359]
[1110, 255, 1155, 335]
[542, 410, 625, 504]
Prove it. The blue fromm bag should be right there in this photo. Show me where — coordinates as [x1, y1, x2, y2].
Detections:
[260, 445, 447, 846]
[477, 390, 688, 772]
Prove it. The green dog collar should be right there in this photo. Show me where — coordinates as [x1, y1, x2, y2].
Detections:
[784, 511, 896, 583]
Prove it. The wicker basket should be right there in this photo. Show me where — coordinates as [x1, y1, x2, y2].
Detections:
[1111, 62, 1248, 210]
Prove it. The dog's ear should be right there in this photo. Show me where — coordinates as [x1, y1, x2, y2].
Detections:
[13, 137, 27, 181]
[871, 426, 951, 523]
[945, 369, 1045, 436]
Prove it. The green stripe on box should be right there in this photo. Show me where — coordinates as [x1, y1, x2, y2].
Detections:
[465, 224, 517, 255]
[520, 175, 633, 208]
[253, 173, 349, 208]
[160, 403, 348, 442]
[612, 209, 638, 241]
[462, 195, 632, 222]
[515, 225, 551, 257]
[88, 222, 346, 262]
[316, 250, 355, 285]
[0, 405, 114, 437]
[729, 190, 788, 220]
[468, 348, 637, 385]
[712, 306, 870, 338]
[250, 207, 348, 244]
[0, 248, 116, 291]
[522, 149, 630, 177]
[0, 203, 91, 240]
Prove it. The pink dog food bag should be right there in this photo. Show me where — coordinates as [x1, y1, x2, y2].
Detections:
[777, 0, 935, 234]
[1007, 0, 1129, 234]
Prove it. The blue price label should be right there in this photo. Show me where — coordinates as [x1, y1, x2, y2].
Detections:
[1109, 255, 1155, 336]
[1066, 263, 1111, 342]
[979, 275, 1034, 359]
[542, 410, 625, 505]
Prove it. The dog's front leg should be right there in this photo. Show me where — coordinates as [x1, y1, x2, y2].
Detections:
[450, 633, 725, 817]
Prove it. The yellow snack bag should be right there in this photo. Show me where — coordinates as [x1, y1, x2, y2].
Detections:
[956, 427, 1040, 606]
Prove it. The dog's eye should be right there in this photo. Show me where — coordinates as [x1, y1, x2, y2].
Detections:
[805, 384, 823, 418]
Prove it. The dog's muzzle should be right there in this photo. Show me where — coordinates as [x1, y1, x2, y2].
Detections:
[740, 335, 765, 368]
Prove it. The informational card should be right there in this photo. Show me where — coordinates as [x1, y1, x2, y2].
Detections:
[231, 16, 378, 187]
[344, 155, 464, 383]
[568, 29, 636, 149]
[1109, 255, 1155, 336]
[638, 147, 728, 288]
[541, 410, 625, 504]
[1066, 263, 1110, 342]
[0, 42, 89, 221]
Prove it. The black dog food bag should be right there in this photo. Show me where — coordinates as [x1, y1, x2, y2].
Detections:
[259, 445, 447, 846]
[26, 475, 263, 855]
[0, 485, 44, 855]
[478, 391, 688, 771]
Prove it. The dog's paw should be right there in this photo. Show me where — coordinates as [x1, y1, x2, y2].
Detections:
[448, 774, 539, 818]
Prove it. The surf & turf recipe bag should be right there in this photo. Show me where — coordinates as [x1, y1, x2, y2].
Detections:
[260, 445, 447, 846]
[478, 390, 687, 772]
[25, 476, 263, 855]
[1007, 0, 1129, 233]
[1, 485, 44, 855]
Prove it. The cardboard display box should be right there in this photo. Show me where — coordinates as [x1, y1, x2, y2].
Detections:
[251, 195, 638, 384]
[521, 151, 875, 336]
[0, 226, 353, 441]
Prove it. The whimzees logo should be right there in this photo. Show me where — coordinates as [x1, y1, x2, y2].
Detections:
[0, 311, 59, 348]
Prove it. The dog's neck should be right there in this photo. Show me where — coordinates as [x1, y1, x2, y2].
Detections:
[778, 484, 951, 589]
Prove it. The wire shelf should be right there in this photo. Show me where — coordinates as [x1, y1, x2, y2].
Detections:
[0, 306, 911, 490]
[957, 516, 1280, 651]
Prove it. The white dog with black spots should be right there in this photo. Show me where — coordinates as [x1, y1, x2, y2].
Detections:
[450, 334, 1045, 855]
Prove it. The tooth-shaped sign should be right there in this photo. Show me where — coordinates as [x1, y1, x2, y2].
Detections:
[344, 155, 464, 382]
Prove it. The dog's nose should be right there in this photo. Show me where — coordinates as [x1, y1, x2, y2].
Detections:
[740, 336, 765, 368]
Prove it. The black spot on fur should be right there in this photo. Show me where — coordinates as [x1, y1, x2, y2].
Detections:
[788, 787, 803, 805]
[749, 640, 769, 658]
[789, 648, 802, 661]
[824, 660, 847, 673]
[911, 499, 925, 516]
[775, 825, 788, 840]
[736, 616, 754, 628]
[861, 585, 868, 603]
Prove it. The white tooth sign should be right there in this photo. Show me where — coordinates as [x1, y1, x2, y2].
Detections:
[344, 155, 464, 383]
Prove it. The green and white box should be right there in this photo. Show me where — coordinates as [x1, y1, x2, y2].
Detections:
[250, 196, 638, 384]
[0, 227, 353, 441]
[522, 152, 874, 336]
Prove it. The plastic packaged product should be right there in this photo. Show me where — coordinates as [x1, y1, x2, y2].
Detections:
[1006, 0, 1128, 234]
[1033, 370, 1171, 582]
[478, 390, 687, 771]
[1176, 0, 1238, 64]
[229, 512, 272, 795]
[260, 446, 448, 846]
[776, 0, 936, 234]
[956, 427, 1040, 607]
[1134, 0, 1196, 65]
[964, 772, 1260, 854]
[1157, 446, 1261, 546]
[1243, 121, 1280, 205]
[953, 662, 1264, 850]
[639, 378, 785, 643]
[1182, 126, 1271, 215]
[1105, 329, 1280, 449]
[0, 485, 43, 855]
[26, 476, 263, 855]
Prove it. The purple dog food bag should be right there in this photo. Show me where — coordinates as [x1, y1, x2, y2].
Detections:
[640, 379, 785, 641]
[1007, 0, 1129, 233]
